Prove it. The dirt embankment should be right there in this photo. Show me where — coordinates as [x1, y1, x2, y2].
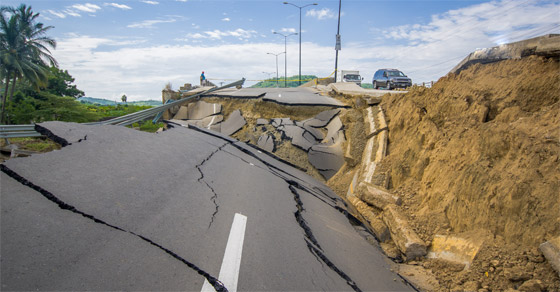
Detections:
[376, 56, 559, 290]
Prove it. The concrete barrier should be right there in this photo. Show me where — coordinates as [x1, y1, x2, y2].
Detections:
[427, 233, 486, 269]
[357, 181, 401, 209]
[382, 205, 427, 260]
[347, 195, 391, 242]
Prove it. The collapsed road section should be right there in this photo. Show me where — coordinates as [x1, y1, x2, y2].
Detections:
[162, 86, 351, 181]
[0, 121, 414, 291]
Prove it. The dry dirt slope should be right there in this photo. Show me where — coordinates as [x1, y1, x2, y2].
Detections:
[377, 55, 559, 289]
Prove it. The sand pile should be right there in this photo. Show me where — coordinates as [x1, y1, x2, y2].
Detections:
[376, 55, 559, 290]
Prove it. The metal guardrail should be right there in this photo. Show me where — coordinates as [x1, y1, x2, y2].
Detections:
[0, 78, 246, 139]
[89, 78, 245, 126]
[0, 125, 43, 139]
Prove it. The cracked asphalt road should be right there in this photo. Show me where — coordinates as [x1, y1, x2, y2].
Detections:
[0, 121, 414, 291]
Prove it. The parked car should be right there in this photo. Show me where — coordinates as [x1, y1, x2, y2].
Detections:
[372, 69, 412, 90]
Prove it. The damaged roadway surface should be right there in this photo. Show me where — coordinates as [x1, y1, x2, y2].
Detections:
[0, 121, 413, 291]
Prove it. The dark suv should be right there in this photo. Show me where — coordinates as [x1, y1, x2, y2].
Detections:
[372, 69, 412, 90]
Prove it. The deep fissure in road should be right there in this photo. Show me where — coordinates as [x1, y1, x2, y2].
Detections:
[186, 125, 367, 291]
[195, 142, 229, 229]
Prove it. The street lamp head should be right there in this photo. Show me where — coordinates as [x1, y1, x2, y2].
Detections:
[283, 2, 289, 4]
[313, 3, 318, 5]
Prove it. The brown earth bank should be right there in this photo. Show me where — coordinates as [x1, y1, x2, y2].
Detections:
[372, 55, 559, 291]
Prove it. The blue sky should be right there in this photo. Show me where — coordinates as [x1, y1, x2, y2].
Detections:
[3, 0, 559, 101]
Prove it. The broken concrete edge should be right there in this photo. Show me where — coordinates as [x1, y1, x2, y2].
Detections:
[201, 93, 266, 99]
[539, 236, 560, 277]
[357, 181, 402, 209]
[35, 124, 70, 147]
[427, 233, 487, 270]
[382, 205, 427, 261]
[261, 97, 351, 108]
[374, 106, 388, 164]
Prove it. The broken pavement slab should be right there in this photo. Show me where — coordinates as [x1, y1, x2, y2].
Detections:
[187, 100, 222, 120]
[323, 116, 343, 144]
[257, 134, 276, 153]
[540, 236, 560, 277]
[303, 109, 341, 128]
[382, 205, 427, 261]
[278, 125, 316, 151]
[173, 105, 190, 120]
[220, 109, 246, 136]
[262, 88, 347, 107]
[427, 232, 487, 269]
[308, 134, 346, 180]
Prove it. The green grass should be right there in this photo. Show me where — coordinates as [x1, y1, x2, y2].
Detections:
[2, 137, 61, 152]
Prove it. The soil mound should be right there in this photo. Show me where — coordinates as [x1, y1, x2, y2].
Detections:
[378, 55, 559, 289]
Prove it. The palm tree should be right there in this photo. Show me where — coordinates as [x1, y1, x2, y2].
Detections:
[0, 4, 57, 123]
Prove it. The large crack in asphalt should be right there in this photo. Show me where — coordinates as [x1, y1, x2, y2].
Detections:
[288, 181, 362, 292]
[195, 143, 229, 229]
[0, 164, 228, 292]
[185, 125, 364, 291]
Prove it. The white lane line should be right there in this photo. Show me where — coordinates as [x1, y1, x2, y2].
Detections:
[201, 213, 248, 292]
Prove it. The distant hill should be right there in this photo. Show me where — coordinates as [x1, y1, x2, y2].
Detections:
[78, 97, 162, 106]
[251, 75, 318, 88]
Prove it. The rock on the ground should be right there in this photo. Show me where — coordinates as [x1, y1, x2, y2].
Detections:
[518, 279, 544, 292]
[539, 236, 560, 277]
[382, 205, 427, 261]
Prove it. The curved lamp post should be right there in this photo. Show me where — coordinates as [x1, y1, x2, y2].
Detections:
[283, 2, 318, 86]
[267, 52, 285, 88]
[273, 31, 298, 88]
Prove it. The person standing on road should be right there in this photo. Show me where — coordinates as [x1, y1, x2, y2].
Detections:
[200, 71, 206, 86]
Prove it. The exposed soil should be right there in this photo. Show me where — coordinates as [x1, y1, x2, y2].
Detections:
[370, 56, 559, 291]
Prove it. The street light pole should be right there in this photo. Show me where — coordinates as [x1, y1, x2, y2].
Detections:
[273, 31, 297, 88]
[267, 52, 285, 88]
[283, 2, 318, 86]
[334, 0, 342, 83]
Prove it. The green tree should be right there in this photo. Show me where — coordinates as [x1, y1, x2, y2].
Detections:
[0, 4, 57, 123]
[121, 94, 127, 103]
[45, 67, 84, 98]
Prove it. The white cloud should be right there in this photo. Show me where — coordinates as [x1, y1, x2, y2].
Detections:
[184, 29, 258, 40]
[105, 3, 132, 10]
[63, 9, 82, 17]
[280, 28, 297, 34]
[128, 19, 176, 28]
[141, 0, 159, 4]
[221, 17, 231, 22]
[46, 10, 66, 18]
[72, 3, 101, 13]
[306, 8, 335, 20]
[176, 0, 188, 2]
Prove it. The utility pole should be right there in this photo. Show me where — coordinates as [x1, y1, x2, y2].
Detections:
[334, 0, 342, 83]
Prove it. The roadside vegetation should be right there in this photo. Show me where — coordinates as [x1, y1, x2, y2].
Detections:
[0, 5, 163, 155]
[251, 75, 318, 88]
